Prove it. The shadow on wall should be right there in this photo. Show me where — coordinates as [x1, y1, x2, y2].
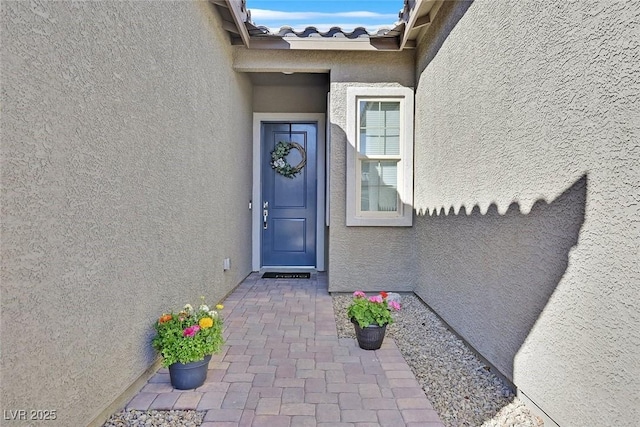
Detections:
[413, 175, 587, 380]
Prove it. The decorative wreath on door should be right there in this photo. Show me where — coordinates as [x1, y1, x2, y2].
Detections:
[270, 141, 307, 179]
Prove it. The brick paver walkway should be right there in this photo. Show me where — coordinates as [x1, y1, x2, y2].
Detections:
[128, 272, 444, 426]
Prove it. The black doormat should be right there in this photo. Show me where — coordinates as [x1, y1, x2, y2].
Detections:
[262, 272, 311, 279]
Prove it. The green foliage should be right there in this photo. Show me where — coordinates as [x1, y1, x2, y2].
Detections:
[270, 141, 303, 178]
[347, 292, 395, 328]
[152, 299, 225, 367]
[271, 141, 292, 162]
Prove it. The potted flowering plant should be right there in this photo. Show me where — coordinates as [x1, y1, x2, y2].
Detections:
[152, 298, 225, 389]
[347, 291, 401, 350]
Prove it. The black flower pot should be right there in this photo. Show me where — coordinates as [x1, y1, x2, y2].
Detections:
[168, 354, 212, 390]
[351, 319, 387, 350]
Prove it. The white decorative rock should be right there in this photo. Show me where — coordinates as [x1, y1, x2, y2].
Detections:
[386, 292, 402, 304]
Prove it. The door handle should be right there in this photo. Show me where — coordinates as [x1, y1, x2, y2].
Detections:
[263, 202, 269, 229]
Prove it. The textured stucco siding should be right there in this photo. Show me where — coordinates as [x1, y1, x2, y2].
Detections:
[253, 85, 327, 113]
[234, 48, 413, 84]
[1, 2, 253, 425]
[412, 1, 640, 426]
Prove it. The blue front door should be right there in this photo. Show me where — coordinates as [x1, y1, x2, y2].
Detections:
[261, 122, 317, 267]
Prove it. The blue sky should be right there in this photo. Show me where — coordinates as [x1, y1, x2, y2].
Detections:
[245, 0, 403, 32]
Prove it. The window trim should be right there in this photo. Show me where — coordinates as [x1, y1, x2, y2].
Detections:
[346, 87, 414, 227]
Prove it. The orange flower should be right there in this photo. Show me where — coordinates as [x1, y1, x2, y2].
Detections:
[199, 317, 214, 329]
[380, 291, 389, 299]
[159, 314, 172, 324]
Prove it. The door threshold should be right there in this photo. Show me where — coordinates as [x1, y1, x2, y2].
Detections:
[259, 267, 317, 273]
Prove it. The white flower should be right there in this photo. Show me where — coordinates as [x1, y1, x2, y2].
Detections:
[274, 158, 286, 168]
[208, 310, 219, 318]
[183, 304, 193, 312]
[199, 304, 210, 312]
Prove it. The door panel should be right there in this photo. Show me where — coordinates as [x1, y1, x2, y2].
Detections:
[262, 123, 317, 267]
[272, 218, 306, 252]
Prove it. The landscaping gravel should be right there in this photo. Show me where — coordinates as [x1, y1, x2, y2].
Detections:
[102, 410, 204, 427]
[332, 292, 544, 427]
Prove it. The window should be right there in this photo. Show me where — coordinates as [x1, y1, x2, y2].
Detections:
[346, 87, 414, 226]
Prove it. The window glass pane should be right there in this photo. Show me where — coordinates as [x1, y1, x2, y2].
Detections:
[364, 110, 384, 128]
[360, 132, 386, 156]
[381, 102, 400, 127]
[383, 133, 400, 155]
[359, 100, 401, 156]
[360, 160, 398, 212]
[360, 101, 380, 127]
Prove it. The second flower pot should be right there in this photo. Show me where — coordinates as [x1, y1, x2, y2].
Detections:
[351, 319, 387, 350]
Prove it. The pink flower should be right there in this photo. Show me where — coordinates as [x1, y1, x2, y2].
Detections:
[353, 291, 366, 298]
[183, 325, 200, 337]
[389, 301, 401, 311]
[369, 295, 383, 303]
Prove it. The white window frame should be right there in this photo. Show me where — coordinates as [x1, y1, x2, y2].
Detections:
[346, 87, 414, 226]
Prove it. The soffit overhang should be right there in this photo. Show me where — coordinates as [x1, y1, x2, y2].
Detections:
[211, 0, 442, 51]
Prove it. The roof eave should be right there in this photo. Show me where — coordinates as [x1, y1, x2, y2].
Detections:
[214, 0, 441, 52]
[399, 0, 442, 50]
[247, 36, 401, 51]
[215, 0, 251, 47]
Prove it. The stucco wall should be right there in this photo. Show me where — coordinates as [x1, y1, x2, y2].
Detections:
[253, 85, 327, 113]
[1, 1, 253, 425]
[412, 1, 640, 426]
